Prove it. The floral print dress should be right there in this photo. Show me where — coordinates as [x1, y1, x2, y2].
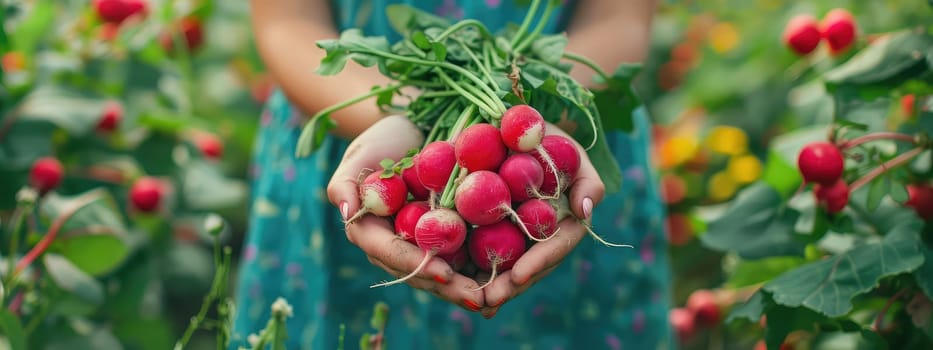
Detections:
[230, 1, 675, 349]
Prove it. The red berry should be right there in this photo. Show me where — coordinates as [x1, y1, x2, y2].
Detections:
[782, 14, 821, 56]
[666, 213, 693, 246]
[130, 177, 164, 212]
[797, 142, 844, 185]
[686, 290, 721, 327]
[906, 184, 933, 220]
[160, 17, 204, 53]
[814, 179, 849, 214]
[29, 157, 64, 193]
[902, 94, 916, 117]
[196, 133, 224, 159]
[820, 9, 857, 55]
[661, 174, 687, 204]
[669, 307, 696, 343]
[97, 101, 123, 133]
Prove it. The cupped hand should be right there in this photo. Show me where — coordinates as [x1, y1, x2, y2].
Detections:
[326, 115, 485, 312]
[478, 123, 608, 319]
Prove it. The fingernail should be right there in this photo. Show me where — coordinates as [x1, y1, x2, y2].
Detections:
[516, 274, 531, 286]
[433, 275, 449, 284]
[463, 299, 481, 312]
[582, 197, 593, 219]
[340, 201, 349, 221]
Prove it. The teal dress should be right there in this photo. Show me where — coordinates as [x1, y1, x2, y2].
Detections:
[231, 1, 674, 349]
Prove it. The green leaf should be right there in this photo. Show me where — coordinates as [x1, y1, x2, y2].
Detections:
[726, 290, 768, 324]
[52, 234, 130, 277]
[866, 175, 889, 212]
[890, 180, 910, 203]
[763, 305, 826, 350]
[726, 256, 807, 288]
[369, 302, 389, 330]
[763, 224, 925, 317]
[915, 247, 933, 298]
[701, 182, 807, 259]
[593, 63, 642, 133]
[44, 254, 104, 306]
[45, 326, 124, 350]
[0, 119, 54, 170]
[0, 309, 27, 350]
[41, 189, 129, 241]
[11, 0, 55, 55]
[18, 86, 112, 136]
[530, 35, 567, 66]
[385, 5, 451, 37]
[180, 160, 247, 211]
[762, 150, 803, 198]
[825, 30, 933, 89]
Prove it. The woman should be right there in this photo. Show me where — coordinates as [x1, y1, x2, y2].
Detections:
[234, 1, 672, 349]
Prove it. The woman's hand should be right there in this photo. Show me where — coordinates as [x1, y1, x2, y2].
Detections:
[326, 115, 486, 312]
[478, 124, 606, 318]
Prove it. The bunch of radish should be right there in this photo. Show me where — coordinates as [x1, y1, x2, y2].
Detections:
[345, 104, 630, 289]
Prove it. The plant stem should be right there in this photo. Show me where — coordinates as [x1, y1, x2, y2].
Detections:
[510, 0, 543, 48]
[435, 19, 494, 42]
[513, 0, 557, 54]
[873, 288, 909, 332]
[174, 237, 232, 350]
[420, 90, 460, 98]
[296, 84, 402, 157]
[850, 147, 926, 192]
[425, 100, 461, 144]
[3, 205, 29, 288]
[839, 132, 917, 150]
[436, 70, 497, 117]
[455, 38, 498, 91]
[562, 52, 610, 82]
[9, 194, 97, 284]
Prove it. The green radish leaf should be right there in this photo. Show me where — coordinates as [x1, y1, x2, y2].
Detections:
[398, 157, 414, 170]
[315, 29, 392, 76]
[380, 159, 395, 171]
[44, 254, 105, 306]
[412, 31, 432, 50]
[825, 30, 933, 89]
[763, 305, 827, 350]
[0, 309, 26, 350]
[866, 175, 889, 212]
[833, 118, 869, 131]
[915, 247, 933, 299]
[385, 5, 450, 38]
[530, 35, 567, 66]
[763, 223, 924, 317]
[701, 182, 806, 259]
[593, 63, 642, 133]
[432, 42, 447, 61]
[726, 290, 768, 324]
[726, 256, 807, 288]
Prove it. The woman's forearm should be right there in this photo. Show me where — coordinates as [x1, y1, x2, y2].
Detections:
[251, 0, 392, 139]
[563, 0, 657, 86]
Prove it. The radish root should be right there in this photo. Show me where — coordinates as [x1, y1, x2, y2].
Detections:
[370, 250, 436, 288]
[471, 254, 501, 291]
[534, 144, 562, 199]
[582, 222, 633, 248]
[503, 205, 551, 242]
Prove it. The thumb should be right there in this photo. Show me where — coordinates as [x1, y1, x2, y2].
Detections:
[326, 115, 424, 220]
[542, 123, 606, 220]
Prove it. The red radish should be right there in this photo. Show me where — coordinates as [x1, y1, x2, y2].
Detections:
[820, 9, 857, 55]
[196, 133, 224, 159]
[454, 123, 507, 172]
[453, 170, 543, 241]
[814, 178, 849, 214]
[670, 307, 696, 343]
[531, 135, 580, 196]
[346, 171, 408, 223]
[516, 199, 558, 240]
[416, 141, 457, 193]
[902, 94, 916, 117]
[130, 177, 164, 212]
[29, 157, 64, 193]
[160, 17, 204, 53]
[686, 289, 721, 327]
[394, 201, 431, 244]
[467, 220, 527, 290]
[96, 101, 123, 133]
[438, 244, 469, 272]
[94, 0, 148, 24]
[905, 184, 933, 220]
[500, 105, 545, 153]
[797, 142, 844, 185]
[498, 153, 544, 202]
[402, 156, 430, 201]
[371, 208, 467, 288]
[782, 14, 821, 56]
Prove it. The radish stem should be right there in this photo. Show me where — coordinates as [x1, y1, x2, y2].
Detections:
[296, 83, 403, 157]
[510, 0, 543, 48]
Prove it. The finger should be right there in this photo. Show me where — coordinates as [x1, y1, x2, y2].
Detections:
[326, 115, 424, 218]
[542, 123, 606, 220]
[347, 215, 455, 284]
[481, 264, 559, 318]
[373, 261, 483, 313]
[508, 218, 586, 288]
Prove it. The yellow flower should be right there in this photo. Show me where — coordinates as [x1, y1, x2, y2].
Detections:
[708, 171, 738, 201]
[708, 22, 740, 54]
[727, 154, 763, 184]
[705, 126, 748, 156]
[659, 135, 699, 169]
